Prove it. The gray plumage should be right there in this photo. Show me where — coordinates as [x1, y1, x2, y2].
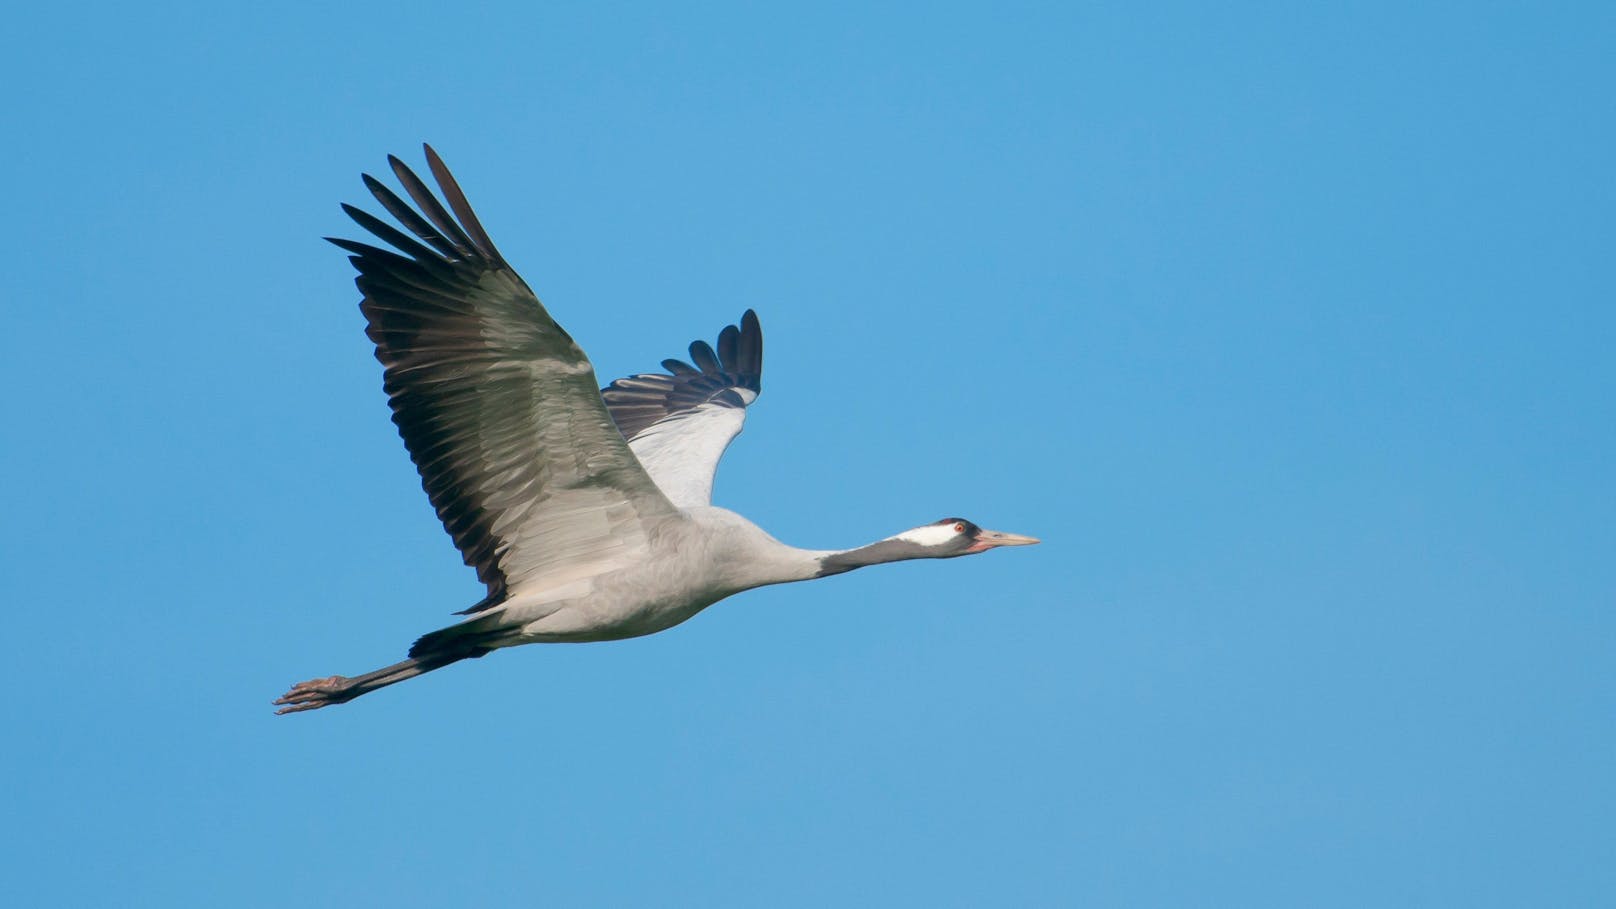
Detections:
[274, 146, 1037, 714]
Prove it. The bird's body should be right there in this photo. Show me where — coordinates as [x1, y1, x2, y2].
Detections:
[473, 507, 811, 644]
[274, 147, 1036, 714]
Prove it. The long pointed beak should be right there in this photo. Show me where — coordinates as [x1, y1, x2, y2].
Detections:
[976, 529, 1040, 549]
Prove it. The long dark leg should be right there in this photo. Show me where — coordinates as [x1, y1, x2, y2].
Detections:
[272, 652, 478, 714]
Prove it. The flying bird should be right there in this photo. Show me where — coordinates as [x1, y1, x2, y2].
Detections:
[274, 146, 1038, 714]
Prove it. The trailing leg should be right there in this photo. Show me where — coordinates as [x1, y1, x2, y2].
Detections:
[273, 651, 478, 714]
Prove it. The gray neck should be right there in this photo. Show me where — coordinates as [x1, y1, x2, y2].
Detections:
[715, 515, 932, 588]
[814, 539, 931, 578]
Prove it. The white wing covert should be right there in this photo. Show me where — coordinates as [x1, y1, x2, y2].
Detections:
[601, 311, 763, 508]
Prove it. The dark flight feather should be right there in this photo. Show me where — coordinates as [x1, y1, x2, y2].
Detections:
[600, 309, 764, 441]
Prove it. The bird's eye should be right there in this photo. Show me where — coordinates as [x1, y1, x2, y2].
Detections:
[953, 522, 966, 533]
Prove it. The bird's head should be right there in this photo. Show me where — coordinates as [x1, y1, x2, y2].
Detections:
[892, 517, 1041, 558]
[816, 516, 1039, 576]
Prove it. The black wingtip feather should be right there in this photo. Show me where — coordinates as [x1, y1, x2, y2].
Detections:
[388, 152, 479, 260]
[737, 310, 763, 387]
[326, 236, 394, 259]
[423, 145, 506, 266]
[340, 203, 448, 265]
[361, 172, 462, 259]
[717, 324, 740, 370]
[688, 340, 721, 374]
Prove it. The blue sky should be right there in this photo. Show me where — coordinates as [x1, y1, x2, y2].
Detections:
[3, 2, 1612, 905]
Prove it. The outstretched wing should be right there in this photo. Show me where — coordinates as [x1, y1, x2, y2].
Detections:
[330, 145, 680, 609]
[600, 310, 763, 508]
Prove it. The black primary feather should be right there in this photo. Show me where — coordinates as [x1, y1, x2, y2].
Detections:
[600, 310, 764, 441]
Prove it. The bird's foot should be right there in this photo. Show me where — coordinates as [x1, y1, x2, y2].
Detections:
[273, 675, 352, 715]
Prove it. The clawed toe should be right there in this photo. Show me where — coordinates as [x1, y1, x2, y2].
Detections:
[272, 675, 352, 714]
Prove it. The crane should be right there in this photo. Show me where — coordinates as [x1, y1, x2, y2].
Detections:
[274, 146, 1038, 714]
